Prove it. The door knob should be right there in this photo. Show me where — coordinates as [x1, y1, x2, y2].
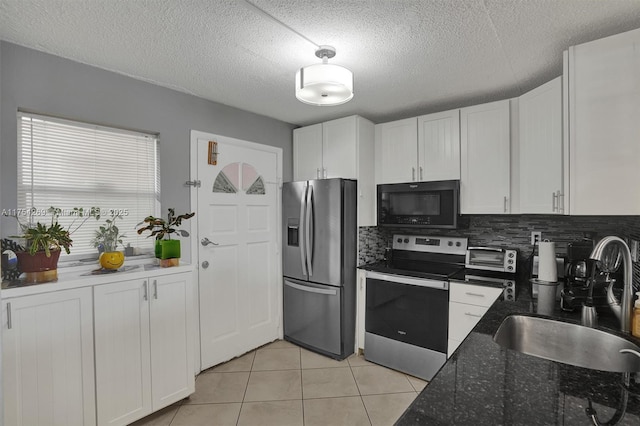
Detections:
[202, 261, 209, 269]
[201, 237, 218, 246]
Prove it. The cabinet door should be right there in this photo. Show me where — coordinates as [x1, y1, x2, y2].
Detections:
[149, 273, 195, 410]
[417, 109, 460, 181]
[460, 100, 511, 214]
[569, 28, 640, 214]
[94, 279, 152, 426]
[293, 123, 323, 181]
[3, 287, 96, 426]
[375, 117, 418, 183]
[322, 116, 357, 179]
[519, 77, 563, 214]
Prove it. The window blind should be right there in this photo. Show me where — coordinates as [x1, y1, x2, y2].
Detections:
[17, 112, 161, 259]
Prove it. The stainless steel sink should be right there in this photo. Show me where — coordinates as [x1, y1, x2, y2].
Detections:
[493, 314, 640, 372]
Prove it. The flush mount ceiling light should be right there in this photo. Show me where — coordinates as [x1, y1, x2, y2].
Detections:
[295, 46, 354, 106]
[240, 1, 354, 106]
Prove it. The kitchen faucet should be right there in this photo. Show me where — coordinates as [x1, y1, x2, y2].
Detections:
[589, 236, 634, 334]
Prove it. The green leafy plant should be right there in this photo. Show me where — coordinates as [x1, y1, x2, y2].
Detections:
[10, 206, 100, 256]
[136, 208, 195, 240]
[91, 212, 126, 252]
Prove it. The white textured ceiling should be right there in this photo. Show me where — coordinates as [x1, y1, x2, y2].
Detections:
[1, 0, 640, 126]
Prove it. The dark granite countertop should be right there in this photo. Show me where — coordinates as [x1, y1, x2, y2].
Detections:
[393, 274, 640, 425]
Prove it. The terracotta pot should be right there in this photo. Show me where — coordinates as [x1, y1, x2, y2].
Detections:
[16, 250, 61, 272]
[16, 250, 61, 283]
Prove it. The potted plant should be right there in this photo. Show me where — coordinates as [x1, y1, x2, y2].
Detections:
[136, 208, 195, 267]
[91, 212, 126, 270]
[9, 206, 99, 283]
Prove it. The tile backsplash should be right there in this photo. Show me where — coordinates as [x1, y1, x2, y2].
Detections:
[358, 215, 640, 277]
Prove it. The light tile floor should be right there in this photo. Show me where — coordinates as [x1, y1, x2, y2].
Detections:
[132, 339, 427, 426]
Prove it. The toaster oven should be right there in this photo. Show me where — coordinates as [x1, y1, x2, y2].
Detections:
[465, 247, 517, 273]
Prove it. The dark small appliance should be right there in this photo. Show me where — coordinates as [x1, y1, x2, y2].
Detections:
[560, 239, 621, 312]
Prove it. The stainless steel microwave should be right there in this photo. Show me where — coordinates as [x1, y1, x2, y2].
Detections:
[377, 180, 459, 228]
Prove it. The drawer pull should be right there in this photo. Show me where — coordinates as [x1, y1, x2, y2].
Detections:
[464, 312, 482, 318]
[465, 292, 485, 297]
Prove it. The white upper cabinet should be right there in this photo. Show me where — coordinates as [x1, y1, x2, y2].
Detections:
[322, 116, 358, 179]
[518, 77, 564, 214]
[374, 117, 418, 183]
[293, 115, 375, 226]
[293, 123, 323, 181]
[376, 112, 461, 184]
[417, 109, 461, 181]
[567, 28, 640, 215]
[460, 100, 511, 214]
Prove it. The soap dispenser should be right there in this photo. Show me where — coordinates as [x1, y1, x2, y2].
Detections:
[632, 292, 640, 338]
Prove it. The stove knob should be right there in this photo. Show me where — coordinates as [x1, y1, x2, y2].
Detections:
[404, 238, 409, 243]
[507, 266, 513, 271]
[448, 241, 453, 246]
[456, 242, 461, 247]
[508, 252, 515, 258]
[397, 238, 402, 243]
[508, 259, 513, 264]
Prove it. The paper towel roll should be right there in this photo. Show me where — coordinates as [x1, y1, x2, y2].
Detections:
[538, 241, 557, 282]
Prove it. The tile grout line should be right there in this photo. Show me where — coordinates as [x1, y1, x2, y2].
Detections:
[348, 357, 373, 426]
[237, 350, 257, 426]
[299, 347, 305, 425]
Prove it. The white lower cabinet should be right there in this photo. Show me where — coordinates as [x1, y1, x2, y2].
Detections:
[94, 272, 194, 426]
[448, 283, 502, 357]
[2, 287, 96, 426]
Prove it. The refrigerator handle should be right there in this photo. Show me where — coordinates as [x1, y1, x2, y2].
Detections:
[305, 183, 314, 277]
[299, 184, 308, 276]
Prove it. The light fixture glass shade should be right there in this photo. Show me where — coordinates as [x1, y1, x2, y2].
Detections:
[295, 63, 354, 106]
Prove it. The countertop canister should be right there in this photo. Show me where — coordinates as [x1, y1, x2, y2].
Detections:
[538, 240, 558, 282]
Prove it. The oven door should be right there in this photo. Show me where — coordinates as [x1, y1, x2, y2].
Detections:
[365, 272, 449, 353]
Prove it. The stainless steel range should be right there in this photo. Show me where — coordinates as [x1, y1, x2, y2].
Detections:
[365, 235, 468, 380]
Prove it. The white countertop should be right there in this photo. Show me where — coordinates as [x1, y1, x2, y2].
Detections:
[2, 260, 194, 298]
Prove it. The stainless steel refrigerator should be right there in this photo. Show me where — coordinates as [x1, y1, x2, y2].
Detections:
[282, 178, 357, 360]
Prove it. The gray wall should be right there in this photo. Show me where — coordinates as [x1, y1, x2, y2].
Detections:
[0, 41, 295, 262]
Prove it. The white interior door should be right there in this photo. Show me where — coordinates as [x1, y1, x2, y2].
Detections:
[191, 131, 282, 370]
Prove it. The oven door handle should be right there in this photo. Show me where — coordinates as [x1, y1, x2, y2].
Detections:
[468, 247, 504, 252]
[366, 271, 448, 290]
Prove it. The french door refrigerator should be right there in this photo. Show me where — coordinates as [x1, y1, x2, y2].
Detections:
[282, 178, 357, 360]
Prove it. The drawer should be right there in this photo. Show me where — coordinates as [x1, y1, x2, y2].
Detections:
[448, 302, 490, 342]
[449, 282, 502, 307]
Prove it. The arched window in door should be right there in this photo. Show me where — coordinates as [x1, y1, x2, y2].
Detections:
[213, 162, 266, 195]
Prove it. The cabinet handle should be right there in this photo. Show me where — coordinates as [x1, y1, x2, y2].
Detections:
[503, 196, 508, 213]
[316, 168, 321, 179]
[552, 192, 558, 212]
[323, 168, 327, 179]
[464, 312, 482, 318]
[558, 191, 564, 213]
[7, 302, 12, 329]
[412, 167, 416, 181]
[420, 167, 423, 181]
[465, 292, 485, 298]
[143, 280, 148, 301]
[153, 280, 158, 299]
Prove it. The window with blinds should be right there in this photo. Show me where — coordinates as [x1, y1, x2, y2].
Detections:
[17, 112, 161, 259]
